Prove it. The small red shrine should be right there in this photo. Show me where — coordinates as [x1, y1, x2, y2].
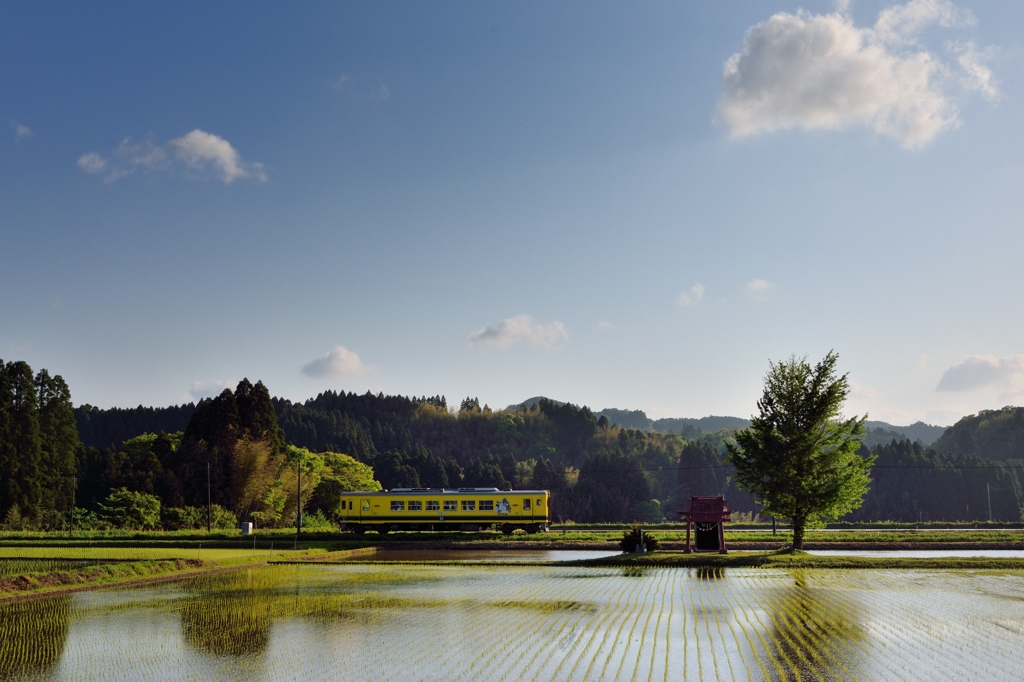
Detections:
[678, 496, 730, 554]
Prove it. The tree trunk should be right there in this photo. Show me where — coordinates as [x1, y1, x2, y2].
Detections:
[792, 517, 805, 550]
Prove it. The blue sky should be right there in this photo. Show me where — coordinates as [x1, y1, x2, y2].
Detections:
[2, 0, 1022, 425]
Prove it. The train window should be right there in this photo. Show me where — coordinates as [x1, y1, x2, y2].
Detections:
[523, 499, 531, 510]
[390, 501, 405, 512]
[409, 501, 423, 511]
[426, 501, 440, 511]
[362, 500, 370, 511]
[444, 500, 457, 511]
[479, 500, 494, 511]
[461, 500, 475, 511]
[536, 499, 543, 508]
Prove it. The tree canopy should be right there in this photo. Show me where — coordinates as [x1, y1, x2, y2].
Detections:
[726, 352, 874, 549]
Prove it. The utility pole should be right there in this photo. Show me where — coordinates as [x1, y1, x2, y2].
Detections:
[70, 474, 76, 538]
[207, 462, 212, 533]
[988, 483, 992, 522]
[296, 457, 302, 534]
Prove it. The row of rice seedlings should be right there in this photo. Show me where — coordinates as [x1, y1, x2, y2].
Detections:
[0, 558, 92, 578]
[811, 571, 919, 682]
[545, 567, 639, 680]
[608, 567, 669, 682]
[696, 568, 735, 681]
[728, 571, 822, 680]
[624, 567, 673, 682]
[896, 571, 1024, 679]
[586, 566, 663, 681]
[507, 568, 615, 680]
[708, 569, 778, 682]
[462, 568, 570, 680]
[0, 595, 74, 678]
[633, 565, 673, 682]
[697, 568, 748, 682]
[753, 572, 854, 680]
[555, 565, 648, 681]
[854, 572, 978, 680]
[470, 566, 582, 679]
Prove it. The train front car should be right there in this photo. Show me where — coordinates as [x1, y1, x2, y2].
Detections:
[337, 488, 550, 535]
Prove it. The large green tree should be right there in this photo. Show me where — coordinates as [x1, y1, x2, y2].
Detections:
[726, 352, 874, 549]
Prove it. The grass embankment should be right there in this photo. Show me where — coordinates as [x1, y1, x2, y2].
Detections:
[570, 549, 1024, 570]
[0, 539, 322, 602]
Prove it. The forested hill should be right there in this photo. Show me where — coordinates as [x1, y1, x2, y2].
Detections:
[932, 407, 1024, 460]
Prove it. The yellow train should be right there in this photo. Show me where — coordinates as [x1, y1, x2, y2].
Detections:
[337, 488, 550, 534]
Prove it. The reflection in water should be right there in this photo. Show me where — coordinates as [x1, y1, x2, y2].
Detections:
[695, 566, 726, 581]
[179, 569, 274, 657]
[0, 595, 71, 678]
[760, 570, 864, 682]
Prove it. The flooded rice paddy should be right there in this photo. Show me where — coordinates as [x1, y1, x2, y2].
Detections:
[2, 563, 1024, 681]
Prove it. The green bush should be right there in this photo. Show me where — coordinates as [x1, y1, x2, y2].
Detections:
[97, 488, 161, 530]
[300, 509, 335, 531]
[620, 523, 661, 553]
[162, 506, 205, 530]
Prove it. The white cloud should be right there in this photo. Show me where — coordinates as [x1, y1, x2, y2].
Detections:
[677, 284, 705, 308]
[11, 122, 33, 140]
[597, 320, 615, 331]
[937, 354, 1024, 399]
[190, 380, 234, 400]
[302, 345, 367, 378]
[468, 315, 568, 349]
[77, 130, 265, 183]
[949, 40, 999, 101]
[169, 129, 266, 183]
[717, 0, 996, 149]
[77, 152, 107, 174]
[850, 381, 878, 399]
[745, 279, 772, 300]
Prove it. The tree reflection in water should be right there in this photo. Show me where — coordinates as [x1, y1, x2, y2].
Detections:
[0, 595, 72, 678]
[759, 570, 864, 682]
[178, 568, 276, 657]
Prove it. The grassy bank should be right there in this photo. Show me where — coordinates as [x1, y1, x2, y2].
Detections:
[0, 558, 213, 601]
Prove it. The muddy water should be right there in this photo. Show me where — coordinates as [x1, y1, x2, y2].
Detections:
[2, 564, 1023, 681]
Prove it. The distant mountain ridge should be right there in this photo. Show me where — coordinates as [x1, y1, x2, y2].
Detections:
[508, 397, 947, 445]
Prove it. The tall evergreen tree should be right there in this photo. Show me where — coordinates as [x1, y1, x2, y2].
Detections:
[36, 369, 81, 511]
[1, 361, 42, 517]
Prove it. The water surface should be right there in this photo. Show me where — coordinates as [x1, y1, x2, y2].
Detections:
[2, 563, 1023, 681]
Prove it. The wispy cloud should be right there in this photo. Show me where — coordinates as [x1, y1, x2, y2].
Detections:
[77, 130, 265, 184]
[850, 382, 878, 399]
[11, 121, 33, 141]
[717, 0, 997, 148]
[937, 354, 1024, 399]
[677, 284, 705, 308]
[190, 380, 234, 400]
[745, 279, 772, 300]
[302, 345, 368, 378]
[469, 315, 568, 349]
[597, 320, 615, 331]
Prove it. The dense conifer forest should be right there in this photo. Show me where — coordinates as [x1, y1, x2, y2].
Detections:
[2, 358, 1024, 529]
